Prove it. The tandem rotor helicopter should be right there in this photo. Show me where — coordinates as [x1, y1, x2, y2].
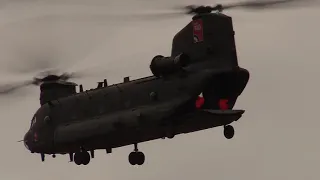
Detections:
[0, 0, 314, 166]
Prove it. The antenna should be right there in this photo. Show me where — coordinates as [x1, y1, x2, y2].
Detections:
[123, 77, 130, 83]
[103, 79, 108, 87]
[79, 85, 84, 92]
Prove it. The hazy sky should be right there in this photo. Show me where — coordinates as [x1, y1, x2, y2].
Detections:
[0, 0, 319, 180]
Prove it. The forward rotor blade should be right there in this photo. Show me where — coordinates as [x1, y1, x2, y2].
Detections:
[2, 24, 110, 77]
[0, 80, 34, 95]
[4, 43, 66, 75]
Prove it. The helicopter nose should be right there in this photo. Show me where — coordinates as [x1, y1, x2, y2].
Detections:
[23, 131, 32, 151]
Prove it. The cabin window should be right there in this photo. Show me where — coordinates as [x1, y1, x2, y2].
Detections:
[149, 91, 158, 101]
[44, 116, 51, 124]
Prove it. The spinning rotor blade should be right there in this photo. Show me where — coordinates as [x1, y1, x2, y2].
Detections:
[41, 0, 320, 22]
[217, 0, 316, 10]
[3, 0, 319, 25]
[0, 80, 35, 95]
[0, 44, 110, 96]
[1, 0, 186, 24]
[4, 11, 187, 25]
[0, 67, 100, 95]
[180, 0, 318, 14]
[2, 24, 111, 82]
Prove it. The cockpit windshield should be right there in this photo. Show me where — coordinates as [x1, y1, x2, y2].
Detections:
[30, 115, 37, 128]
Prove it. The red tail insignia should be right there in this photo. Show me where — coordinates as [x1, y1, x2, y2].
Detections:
[192, 19, 204, 43]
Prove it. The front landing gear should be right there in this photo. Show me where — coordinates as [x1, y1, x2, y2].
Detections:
[128, 143, 145, 165]
[74, 151, 90, 165]
[224, 125, 234, 139]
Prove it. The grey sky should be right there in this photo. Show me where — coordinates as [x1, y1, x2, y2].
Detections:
[0, 0, 319, 180]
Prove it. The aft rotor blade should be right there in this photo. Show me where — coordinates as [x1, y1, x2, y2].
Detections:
[177, 0, 319, 14]
[220, 0, 318, 10]
[4, 11, 187, 25]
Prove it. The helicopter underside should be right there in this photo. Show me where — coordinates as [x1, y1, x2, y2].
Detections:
[33, 107, 244, 165]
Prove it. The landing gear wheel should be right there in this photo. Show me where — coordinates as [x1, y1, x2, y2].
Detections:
[128, 143, 145, 165]
[165, 126, 175, 139]
[128, 151, 145, 165]
[166, 132, 175, 139]
[224, 125, 234, 139]
[74, 152, 82, 165]
[128, 152, 136, 165]
[135, 151, 145, 165]
[81, 151, 90, 165]
[73, 151, 91, 165]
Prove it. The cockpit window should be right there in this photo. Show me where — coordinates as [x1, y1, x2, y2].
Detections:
[30, 115, 37, 128]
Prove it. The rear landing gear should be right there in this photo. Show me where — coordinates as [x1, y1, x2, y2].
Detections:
[128, 143, 145, 165]
[224, 125, 234, 139]
[74, 151, 90, 165]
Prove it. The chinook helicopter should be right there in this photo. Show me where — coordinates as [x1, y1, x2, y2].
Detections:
[0, 0, 312, 166]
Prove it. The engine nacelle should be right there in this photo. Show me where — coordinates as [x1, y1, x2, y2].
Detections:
[150, 53, 190, 77]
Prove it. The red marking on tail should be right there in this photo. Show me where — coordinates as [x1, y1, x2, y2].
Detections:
[192, 19, 203, 43]
[219, 99, 229, 110]
[196, 96, 205, 109]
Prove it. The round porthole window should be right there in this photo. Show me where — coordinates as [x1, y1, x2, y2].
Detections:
[149, 91, 158, 101]
[44, 116, 51, 124]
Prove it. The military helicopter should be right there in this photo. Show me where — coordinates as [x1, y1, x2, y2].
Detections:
[0, 0, 313, 166]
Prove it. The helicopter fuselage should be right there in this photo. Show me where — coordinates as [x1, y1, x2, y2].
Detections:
[23, 64, 249, 155]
